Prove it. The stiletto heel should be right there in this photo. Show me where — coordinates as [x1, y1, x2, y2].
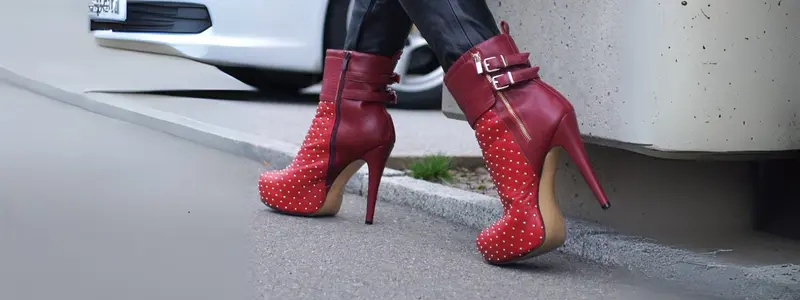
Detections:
[551, 111, 611, 209]
[362, 145, 393, 225]
[444, 21, 612, 263]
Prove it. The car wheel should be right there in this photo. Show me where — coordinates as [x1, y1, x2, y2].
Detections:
[389, 31, 444, 110]
[217, 66, 320, 92]
[325, 0, 444, 110]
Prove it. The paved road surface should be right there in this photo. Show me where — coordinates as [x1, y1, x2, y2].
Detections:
[91, 91, 483, 157]
[0, 83, 723, 300]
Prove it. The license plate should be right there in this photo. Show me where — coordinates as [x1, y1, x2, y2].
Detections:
[89, 0, 127, 22]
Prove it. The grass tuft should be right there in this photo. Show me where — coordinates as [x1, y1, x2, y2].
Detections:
[407, 154, 453, 183]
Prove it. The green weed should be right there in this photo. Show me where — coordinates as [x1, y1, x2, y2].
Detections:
[407, 154, 453, 183]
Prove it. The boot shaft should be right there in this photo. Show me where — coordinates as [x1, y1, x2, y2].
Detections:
[319, 50, 399, 179]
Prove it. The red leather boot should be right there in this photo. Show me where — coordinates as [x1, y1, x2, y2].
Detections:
[259, 49, 399, 224]
[444, 22, 611, 264]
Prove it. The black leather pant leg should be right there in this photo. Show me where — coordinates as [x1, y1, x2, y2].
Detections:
[343, 0, 414, 57]
[396, 0, 500, 72]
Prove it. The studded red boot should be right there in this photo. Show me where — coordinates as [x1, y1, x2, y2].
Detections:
[259, 49, 399, 224]
[444, 22, 611, 264]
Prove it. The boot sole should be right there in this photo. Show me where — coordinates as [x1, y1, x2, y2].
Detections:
[495, 148, 567, 264]
[262, 160, 365, 218]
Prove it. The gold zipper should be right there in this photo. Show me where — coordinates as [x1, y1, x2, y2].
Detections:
[472, 52, 532, 140]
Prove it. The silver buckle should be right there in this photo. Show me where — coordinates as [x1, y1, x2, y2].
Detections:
[482, 56, 507, 73]
[491, 72, 514, 90]
[387, 88, 398, 104]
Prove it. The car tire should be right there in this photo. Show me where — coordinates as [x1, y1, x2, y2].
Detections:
[217, 66, 320, 92]
[324, 0, 444, 110]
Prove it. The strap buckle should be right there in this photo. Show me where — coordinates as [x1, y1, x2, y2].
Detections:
[482, 56, 507, 73]
[491, 72, 514, 90]
[387, 73, 400, 104]
[387, 88, 398, 104]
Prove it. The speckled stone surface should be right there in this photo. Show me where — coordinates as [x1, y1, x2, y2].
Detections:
[443, 0, 800, 153]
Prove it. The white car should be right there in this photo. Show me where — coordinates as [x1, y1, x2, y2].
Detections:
[88, 0, 444, 109]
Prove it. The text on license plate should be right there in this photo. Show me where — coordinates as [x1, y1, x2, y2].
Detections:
[89, 0, 127, 22]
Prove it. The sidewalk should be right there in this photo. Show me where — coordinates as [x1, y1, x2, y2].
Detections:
[88, 92, 482, 157]
[1, 1, 798, 299]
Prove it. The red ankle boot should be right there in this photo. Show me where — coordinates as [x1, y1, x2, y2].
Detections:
[444, 22, 611, 264]
[259, 49, 399, 224]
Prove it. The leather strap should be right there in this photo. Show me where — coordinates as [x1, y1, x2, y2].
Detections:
[345, 71, 400, 86]
[341, 89, 398, 103]
[476, 51, 541, 91]
[340, 72, 400, 103]
[321, 71, 400, 104]
[488, 66, 540, 91]
[480, 53, 530, 73]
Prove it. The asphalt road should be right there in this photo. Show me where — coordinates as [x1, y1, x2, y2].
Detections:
[0, 83, 724, 300]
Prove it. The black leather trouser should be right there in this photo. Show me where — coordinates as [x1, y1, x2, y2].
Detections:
[343, 0, 500, 72]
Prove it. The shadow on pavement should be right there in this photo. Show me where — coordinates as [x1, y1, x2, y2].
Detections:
[91, 89, 321, 106]
[91, 89, 444, 110]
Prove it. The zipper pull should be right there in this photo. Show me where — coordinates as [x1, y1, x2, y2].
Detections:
[472, 53, 484, 74]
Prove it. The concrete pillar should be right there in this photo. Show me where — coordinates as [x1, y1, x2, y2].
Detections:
[441, 0, 800, 244]
[442, 0, 800, 154]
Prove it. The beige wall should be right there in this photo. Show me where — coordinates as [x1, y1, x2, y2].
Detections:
[442, 0, 800, 156]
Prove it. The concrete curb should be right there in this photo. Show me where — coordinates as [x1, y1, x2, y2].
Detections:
[1, 67, 797, 300]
